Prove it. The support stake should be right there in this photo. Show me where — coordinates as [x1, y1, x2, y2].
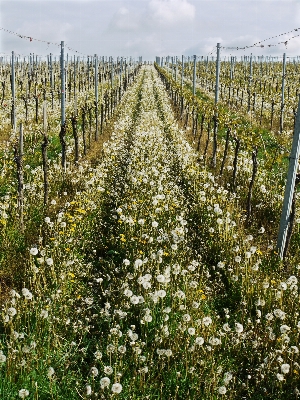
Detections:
[277, 96, 300, 259]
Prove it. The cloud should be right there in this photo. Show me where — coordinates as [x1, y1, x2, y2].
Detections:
[149, 0, 195, 25]
[109, 6, 140, 32]
[20, 20, 73, 43]
[184, 36, 223, 57]
[108, 0, 195, 34]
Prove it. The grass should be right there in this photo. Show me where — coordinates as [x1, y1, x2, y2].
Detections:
[0, 64, 300, 399]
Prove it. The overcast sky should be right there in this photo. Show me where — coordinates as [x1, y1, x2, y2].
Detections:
[1, 0, 300, 61]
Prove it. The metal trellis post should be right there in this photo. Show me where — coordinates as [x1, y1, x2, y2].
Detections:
[95, 54, 99, 141]
[60, 41, 65, 126]
[277, 96, 300, 258]
[249, 53, 253, 86]
[193, 55, 196, 96]
[215, 43, 221, 104]
[280, 52, 286, 133]
[11, 51, 16, 131]
[181, 55, 184, 91]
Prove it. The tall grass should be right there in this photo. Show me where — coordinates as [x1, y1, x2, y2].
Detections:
[0, 66, 299, 399]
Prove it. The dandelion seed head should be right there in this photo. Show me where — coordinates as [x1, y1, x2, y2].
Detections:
[90, 366, 98, 377]
[276, 373, 284, 381]
[100, 376, 111, 388]
[111, 382, 122, 393]
[235, 322, 243, 333]
[104, 366, 114, 375]
[85, 385, 92, 396]
[218, 386, 227, 394]
[47, 367, 55, 378]
[188, 327, 195, 335]
[0, 351, 7, 363]
[18, 389, 29, 399]
[45, 258, 53, 266]
[202, 316, 212, 326]
[30, 247, 38, 256]
[7, 307, 17, 317]
[281, 363, 290, 374]
[156, 274, 165, 283]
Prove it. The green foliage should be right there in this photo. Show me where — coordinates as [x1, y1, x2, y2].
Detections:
[0, 64, 300, 400]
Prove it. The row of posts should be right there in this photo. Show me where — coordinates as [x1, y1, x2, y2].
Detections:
[159, 45, 300, 260]
[9, 42, 138, 132]
[11, 45, 141, 232]
[162, 47, 288, 126]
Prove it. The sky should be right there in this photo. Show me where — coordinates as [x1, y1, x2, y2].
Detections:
[1, 0, 300, 61]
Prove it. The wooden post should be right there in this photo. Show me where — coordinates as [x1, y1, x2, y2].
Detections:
[71, 114, 79, 163]
[246, 147, 258, 222]
[277, 96, 300, 259]
[82, 106, 87, 156]
[230, 56, 234, 80]
[42, 102, 49, 206]
[14, 124, 24, 231]
[111, 57, 114, 89]
[249, 53, 253, 86]
[43, 100, 47, 132]
[232, 138, 240, 191]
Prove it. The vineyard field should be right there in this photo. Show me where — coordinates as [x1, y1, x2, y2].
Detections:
[0, 61, 300, 399]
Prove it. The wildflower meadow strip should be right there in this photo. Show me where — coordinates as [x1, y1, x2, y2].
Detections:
[0, 66, 143, 399]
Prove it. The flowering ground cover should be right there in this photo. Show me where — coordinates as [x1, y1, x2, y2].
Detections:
[0, 66, 300, 399]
